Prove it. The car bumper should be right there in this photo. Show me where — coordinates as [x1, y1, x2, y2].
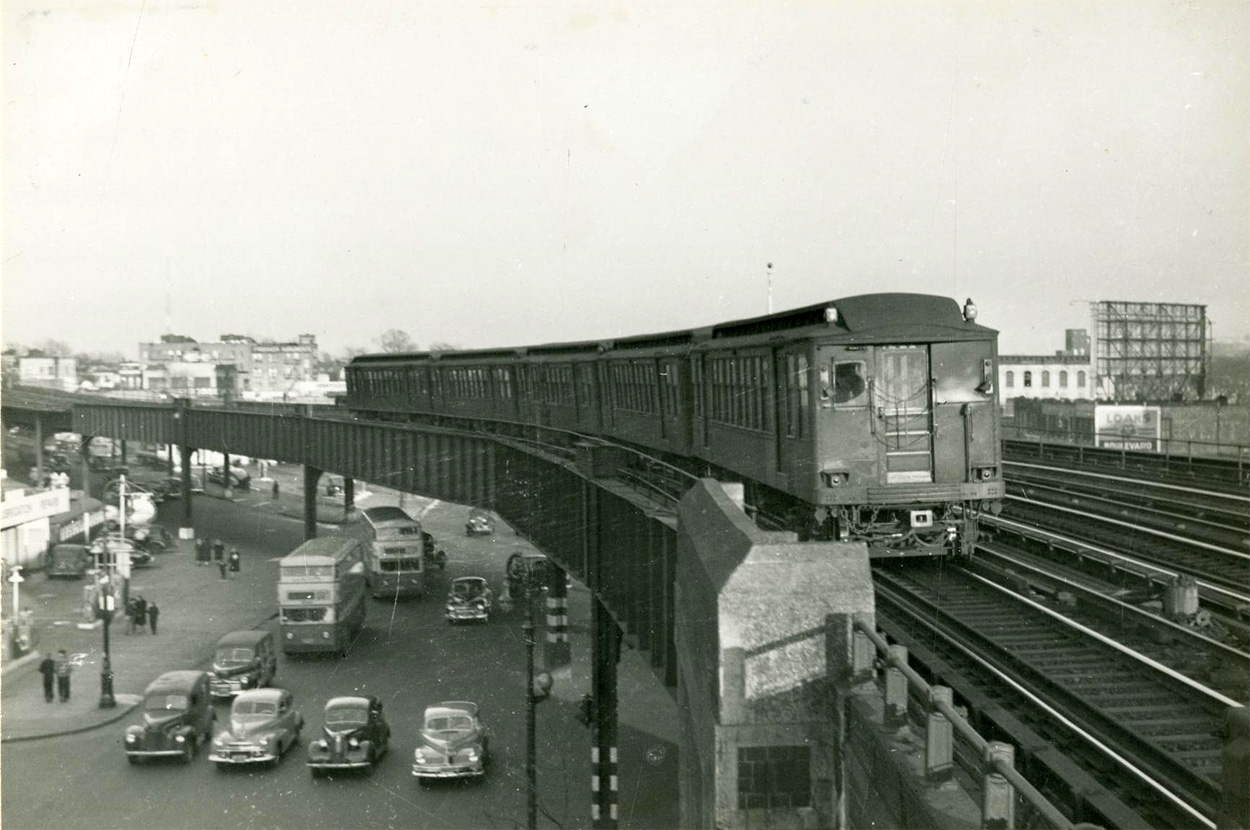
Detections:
[308, 758, 373, 769]
[446, 609, 488, 622]
[412, 763, 484, 778]
[209, 750, 278, 764]
[208, 678, 252, 698]
[126, 749, 188, 758]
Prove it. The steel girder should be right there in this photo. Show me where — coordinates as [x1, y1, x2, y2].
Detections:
[70, 400, 679, 687]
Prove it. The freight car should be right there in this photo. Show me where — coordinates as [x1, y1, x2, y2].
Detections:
[346, 294, 1004, 556]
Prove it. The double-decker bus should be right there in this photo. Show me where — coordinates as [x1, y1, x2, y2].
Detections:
[343, 506, 427, 599]
[278, 537, 367, 656]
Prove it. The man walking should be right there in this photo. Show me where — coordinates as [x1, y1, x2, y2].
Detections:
[38, 653, 57, 703]
[212, 538, 225, 566]
[196, 537, 209, 566]
[229, 548, 241, 578]
[147, 600, 160, 635]
[54, 649, 73, 702]
[272, 479, 280, 500]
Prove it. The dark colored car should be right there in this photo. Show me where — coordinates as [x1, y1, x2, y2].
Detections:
[465, 510, 493, 537]
[445, 577, 493, 624]
[154, 477, 185, 500]
[307, 695, 391, 775]
[208, 688, 303, 767]
[209, 630, 278, 699]
[124, 671, 216, 764]
[412, 701, 489, 781]
[91, 535, 153, 570]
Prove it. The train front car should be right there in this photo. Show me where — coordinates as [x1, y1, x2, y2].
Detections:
[807, 294, 1003, 556]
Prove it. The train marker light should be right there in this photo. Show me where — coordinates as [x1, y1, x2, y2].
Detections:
[963, 298, 977, 321]
[824, 306, 839, 323]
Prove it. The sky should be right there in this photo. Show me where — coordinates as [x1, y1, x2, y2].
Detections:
[3, 0, 1248, 359]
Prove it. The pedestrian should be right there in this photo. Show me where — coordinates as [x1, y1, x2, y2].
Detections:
[218, 558, 229, 580]
[195, 537, 209, 566]
[212, 538, 225, 564]
[38, 653, 57, 703]
[271, 479, 280, 500]
[147, 601, 160, 635]
[134, 597, 148, 633]
[54, 649, 73, 702]
[124, 598, 137, 634]
[229, 548, 241, 577]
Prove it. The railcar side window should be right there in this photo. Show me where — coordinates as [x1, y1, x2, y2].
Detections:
[833, 362, 868, 407]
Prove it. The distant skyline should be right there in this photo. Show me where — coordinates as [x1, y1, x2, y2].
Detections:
[4, 1, 1247, 360]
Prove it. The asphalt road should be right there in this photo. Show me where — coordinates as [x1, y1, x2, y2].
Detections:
[2, 484, 679, 830]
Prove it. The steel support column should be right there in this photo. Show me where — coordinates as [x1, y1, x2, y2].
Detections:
[344, 477, 354, 519]
[545, 563, 571, 669]
[223, 452, 233, 499]
[120, 439, 127, 467]
[79, 438, 91, 499]
[179, 445, 195, 538]
[303, 466, 321, 541]
[591, 593, 620, 829]
[33, 416, 44, 485]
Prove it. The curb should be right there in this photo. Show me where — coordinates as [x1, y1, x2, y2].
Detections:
[1, 610, 280, 744]
[1, 650, 43, 680]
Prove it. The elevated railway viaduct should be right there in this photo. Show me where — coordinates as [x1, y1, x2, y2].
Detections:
[4, 389, 1097, 830]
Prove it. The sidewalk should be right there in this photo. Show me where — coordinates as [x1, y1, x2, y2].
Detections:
[1, 531, 280, 742]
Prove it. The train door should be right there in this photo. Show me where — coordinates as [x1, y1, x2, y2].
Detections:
[773, 350, 789, 473]
[875, 346, 934, 484]
[655, 359, 669, 441]
[930, 341, 996, 483]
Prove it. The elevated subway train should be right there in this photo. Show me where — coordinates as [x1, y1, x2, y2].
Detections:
[345, 293, 1005, 556]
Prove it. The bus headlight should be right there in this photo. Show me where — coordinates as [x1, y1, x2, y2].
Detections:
[322, 631, 330, 639]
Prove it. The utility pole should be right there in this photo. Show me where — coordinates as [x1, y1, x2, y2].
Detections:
[767, 262, 774, 314]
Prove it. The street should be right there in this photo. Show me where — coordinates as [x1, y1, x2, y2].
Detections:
[1, 473, 679, 830]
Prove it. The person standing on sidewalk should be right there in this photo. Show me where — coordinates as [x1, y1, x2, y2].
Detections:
[38, 654, 56, 703]
[196, 537, 209, 566]
[229, 548, 241, 578]
[271, 479, 279, 500]
[134, 596, 148, 634]
[54, 650, 73, 702]
[124, 598, 137, 634]
[212, 538, 225, 565]
[148, 601, 160, 634]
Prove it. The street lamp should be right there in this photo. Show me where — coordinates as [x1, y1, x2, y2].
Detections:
[519, 568, 553, 830]
[97, 573, 116, 708]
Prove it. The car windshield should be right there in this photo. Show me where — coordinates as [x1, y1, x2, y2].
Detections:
[233, 700, 277, 717]
[145, 694, 189, 712]
[325, 706, 369, 727]
[215, 648, 254, 664]
[425, 715, 473, 735]
[452, 582, 484, 599]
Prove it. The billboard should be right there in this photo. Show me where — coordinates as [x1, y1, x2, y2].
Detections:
[1095, 405, 1161, 451]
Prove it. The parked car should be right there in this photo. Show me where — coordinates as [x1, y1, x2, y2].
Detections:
[124, 671, 216, 764]
[47, 544, 92, 579]
[207, 466, 251, 490]
[91, 535, 152, 569]
[445, 577, 493, 624]
[412, 701, 490, 781]
[154, 477, 185, 500]
[209, 630, 278, 699]
[464, 510, 493, 537]
[208, 688, 303, 767]
[306, 695, 391, 775]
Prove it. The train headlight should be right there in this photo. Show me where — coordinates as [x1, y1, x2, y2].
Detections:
[976, 467, 996, 481]
[821, 471, 850, 488]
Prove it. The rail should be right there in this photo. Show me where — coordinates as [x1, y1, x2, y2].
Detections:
[852, 618, 1082, 830]
[1003, 425, 1250, 467]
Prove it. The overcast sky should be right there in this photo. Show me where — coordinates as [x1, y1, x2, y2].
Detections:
[3, 0, 1247, 359]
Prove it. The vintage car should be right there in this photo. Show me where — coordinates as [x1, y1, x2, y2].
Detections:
[91, 535, 152, 570]
[208, 688, 303, 767]
[464, 510, 493, 537]
[209, 630, 278, 699]
[412, 701, 490, 781]
[124, 671, 216, 764]
[207, 466, 251, 490]
[420, 531, 448, 571]
[445, 577, 493, 624]
[47, 544, 92, 579]
[306, 695, 391, 775]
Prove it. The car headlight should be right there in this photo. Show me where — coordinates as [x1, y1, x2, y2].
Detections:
[465, 748, 479, 762]
[322, 631, 330, 639]
[215, 735, 227, 746]
[348, 737, 359, 748]
[414, 748, 427, 763]
[241, 676, 253, 688]
[174, 735, 186, 743]
[315, 739, 328, 750]
[125, 733, 137, 743]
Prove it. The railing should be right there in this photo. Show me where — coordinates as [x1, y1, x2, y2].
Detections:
[1003, 423, 1250, 464]
[851, 618, 1083, 830]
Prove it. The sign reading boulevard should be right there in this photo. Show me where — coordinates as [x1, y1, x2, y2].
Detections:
[1094, 404, 1162, 451]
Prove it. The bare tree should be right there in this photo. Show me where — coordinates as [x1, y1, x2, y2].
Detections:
[36, 338, 74, 357]
[376, 329, 416, 353]
[427, 341, 459, 352]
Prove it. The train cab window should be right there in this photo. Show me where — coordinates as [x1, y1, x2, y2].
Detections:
[833, 362, 868, 408]
[1005, 371, 1014, 388]
[1023, 371, 1033, 388]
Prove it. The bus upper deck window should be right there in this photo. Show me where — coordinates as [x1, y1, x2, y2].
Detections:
[834, 362, 868, 407]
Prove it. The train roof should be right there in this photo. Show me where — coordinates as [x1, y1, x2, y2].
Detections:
[347, 293, 995, 366]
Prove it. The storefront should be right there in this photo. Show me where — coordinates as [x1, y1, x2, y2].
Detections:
[1, 475, 71, 572]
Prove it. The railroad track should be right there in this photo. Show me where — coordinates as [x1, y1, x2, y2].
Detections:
[873, 560, 1240, 829]
[1002, 498, 1250, 596]
[1004, 439, 1250, 494]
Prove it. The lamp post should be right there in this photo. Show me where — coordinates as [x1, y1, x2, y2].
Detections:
[519, 566, 553, 830]
[98, 573, 116, 708]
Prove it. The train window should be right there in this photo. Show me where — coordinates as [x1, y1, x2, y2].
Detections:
[833, 362, 868, 408]
[1005, 371, 1014, 388]
[1023, 371, 1032, 387]
[692, 359, 703, 419]
[818, 366, 832, 408]
[1059, 370, 1068, 388]
[1077, 371, 1086, 387]
[1041, 371, 1050, 388]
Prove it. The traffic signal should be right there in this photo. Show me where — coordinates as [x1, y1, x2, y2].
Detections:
[575, 693, 595, 727]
